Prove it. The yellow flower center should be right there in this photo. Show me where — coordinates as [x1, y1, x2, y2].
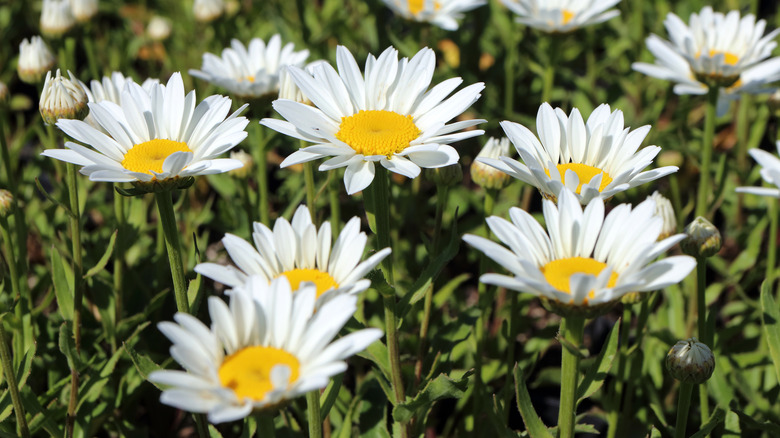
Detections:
[562, 9, 575, 25]
[279, 268, 339, 298]
[121, 139, 192, 175]
[698, 49, 740, 66]
[407, 0, 441, 14]
[545, 163, 613, 194]
[542, 257, 619, 299]
[218, 346, 300, 402]
[335, 110, 421, 157]
[244, 75, 256, 82]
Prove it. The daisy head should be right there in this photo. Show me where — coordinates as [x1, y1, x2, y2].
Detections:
[41, 72, 249, 189]
[39, 69, 88, 125]
[499, 0, 621, 33]
[736, 141, 780, 199]
[381, 0, 487, 31]
[195, 205, 391, 304]
[463, 189, 696, 317]
[480, 103, 677, 204]
[149, 276, 383, 423]
[190, 35, 310, 100]
[632, 7, 780, 94]
[18, 36, 56, 84]
[261, 45, 485, 195]
[40, 0, 75, 37]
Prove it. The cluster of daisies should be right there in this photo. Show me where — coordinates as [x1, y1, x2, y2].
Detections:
[30, 0, 780, 426]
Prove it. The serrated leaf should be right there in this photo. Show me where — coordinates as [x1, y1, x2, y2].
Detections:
[188, 272, 203, 314]
[357, 340, 391, 381]
[83, 230, 117, 279]
[514, 365, 553, 438]
[124, 341, 163, 389]
[51, 247, 73, 321]
[760, 281, 780, 383]
[577, 318, 620, 403]
[58, 322, 80, 371]
[21, 390, 60, 436]
[392, 371, 473, 423]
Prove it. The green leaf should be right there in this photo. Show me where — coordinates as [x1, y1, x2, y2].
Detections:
[392, 371, 473, 423]
[21, 391, 61, 437]
[760, 281, 780, 383]
[689, 407, 725, 438]
[320, 374, 343, 422]
[513, 365, 553, 438]
[51, 247, 73, 321]
[35, 178, 75, 218]
[58, 321, 81, 371]
[577, 317, 620, 403]
[731, 405, 780, 434]
[124, 340, 163, 389]
[208, 425, 225, 438]
[187, 272, 203, 314]
[83, 230, 117, 279]
[722, 409, 741, 437]
[357, 340, 391, 382]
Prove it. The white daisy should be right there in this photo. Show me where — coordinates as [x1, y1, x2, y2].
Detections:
[18, 36, 56, 84]
[69, 0, 98, 22]
[41, 72, 249, 184]
[736, 141, 780, 198]
[381, 0, 486, 31]
[193, 0, 224, 22]
[190, 35, 310, 99]
[195, 205, 391, 302]
[463, 189, 696, 316]
[81, 72, 159, 106]
[261, 45, 485, 195]
[632, 6, 780, 108]
[499, 0, 621, 33]
[479, 103, 677, 204]
[149, 276, 383, 423]
[40, 0, 75, 37]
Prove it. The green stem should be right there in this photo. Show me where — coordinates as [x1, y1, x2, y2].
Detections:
[154, 190, 190, 314]
[695, 259, 710, 431]
[307, 390, 323, 438]
[65, 162, 83, 438]
[502, 291, 519, 422]
[504, 35, 518, 116]
[619, 298, 653, 437]
[606, 308, 633, 438]
[362, 166, 407, 437]
[0, 315, 31, 438]
[256, 412, 276, 438]
[257, 132, 270, 226]
[558, 316, 585, 438]
[329, 171, 341, 235]
[304, 160, 316, 220]
[767, 197, 777, 289]
[82, 33, 100, 80]
[541, 36, 560, 104]
[695, 87, 719, 218]
[113, 189, 125, 342]
[195, 414, 209, 437]
[674, 383, 694, 438]
[736, 96, 750, 176]
[475, 189, 497, 418]
[0, 216, 21, 320]
[415, 183, 449, 383]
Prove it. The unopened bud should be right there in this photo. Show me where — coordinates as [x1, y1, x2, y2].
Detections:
[650, 191, 677, 240]
[40, 0, 75, 38]
[278, 61, 327, 104]
[666, 338, 715, 384]
[18, 36, 56, 84]
[70, 0, 98, 22]
[680, 216, 721, 258]
[39, 69, 89, 125]
[147, 16, 172, 41]
[229, 150, 254, 179]
[471, 137, 512, 190]
[425, 164, 463, 187]
[193, 0, 224, 23]
[0, 190, 13, 217]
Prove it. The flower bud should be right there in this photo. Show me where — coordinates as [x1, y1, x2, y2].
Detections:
[193, 0, 224, 23]
[666, 338, 715, 384]
[18, 36, 56, 84]
[69, 0, 98, 22]
[471, 137, 512, 190]
[229, 150, 254, 179]
[39, 70, 89, 125]
[0, 190, 13, 218]
[650, 191, 677, 240]
[680, 216, 721, 258]
[40, 0, 75, 38]
[424, 164, 463, 187]
[147, 16, 172, 41]
[278, 61, 328, 104]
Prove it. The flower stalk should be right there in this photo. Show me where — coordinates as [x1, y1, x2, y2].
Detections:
[306, 390, 323, 438]
[154, 190, 190, 314]
[674, 382, 694, 438]
[0, 314, 31, 438]
[558, 315, 585, 438]
[65, 162, 84, 438]
[695, 87, 719, 218]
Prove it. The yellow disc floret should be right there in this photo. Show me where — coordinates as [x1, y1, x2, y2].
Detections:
[219, 346, 300, 401]
[706, 50, 739, 66]
[546, 163, 613, 194]
[335, 110, 420, 157]
[121, 139, 192, 175]
[542, 257, 619, 300]
[562, 9, 575, 25]
[280, 268, 339, 298]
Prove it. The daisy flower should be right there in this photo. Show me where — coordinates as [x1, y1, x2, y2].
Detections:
[261, 45, 485, 195]
[41, 72, 249, 185]
[81, 72, 159, 106]
[736, 141, 780, 198]
[190, 35, 309, 99]
[195, 205, 391, 302]
[632, 6, 780, 112]
[479, 103, 677, 204]
[380, 0, 486, 31]
[40, 0, 75, 37]
[149, 276, 382, 423]
[463, 188, 696, 317]
[18, 36, 56, 84]
[499, 0, 621, 33]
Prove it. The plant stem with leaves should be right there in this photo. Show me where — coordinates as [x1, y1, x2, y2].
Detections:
[0, 314, 30, 438]
[558, 316, 585, 438]
[65, 162, 84, 438]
